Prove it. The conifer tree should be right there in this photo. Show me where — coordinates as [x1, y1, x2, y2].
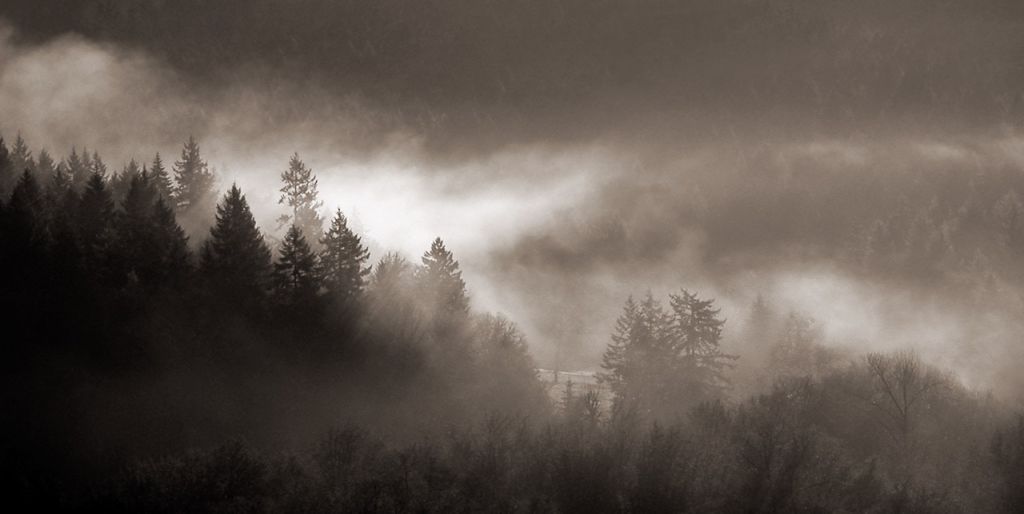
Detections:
[66, 147, 91, 190]
[319, 209, 370, 302]
[6, 170, 44, 231]
[149, 152, 174, 200]
[272, 224, 320, 308]
[1, 171, 47, 267]
[417, 237, 469, 317]
[599, 294, 674, 416]
[36, 149, 56, 179]
[172, 136, 215, 213]
[111, 159, 141, 205]
[77, 172, 115, 262]
[90, 150, 107, 178]
[0, 136, 13, 195]
[152, 196, 191, 285]
[200, 184, 271, 304]
[668, 289, 737, 394]
[114, 173, 190, 290]
[277, 153, 324, 242]
[10, 133, 34, 176]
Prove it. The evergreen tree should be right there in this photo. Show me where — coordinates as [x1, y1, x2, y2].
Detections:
[36, 149, 56, 179]
[599, 294, 674, 417]
[0, 136, 13, 195]
[6, 170, 44, 232]
[272, 224, 320, 308]
[111, 159, 142, 205]
[319, 209, 370, 302]
[90, 150, 108, 178]
[151, 196, 191, 285]
[172, 136, 215, 213]
[668, 289, 737, 394]
[66, 147, 91, 190]
[200, 184, 271, 305]
[10, 133, 34, 176]
[277, 153, 324, 242]
[77, 172, 115, 264]
[149, 152, 174, 201]
[417, 237, 469, 317]
[113, 173, 190, 291]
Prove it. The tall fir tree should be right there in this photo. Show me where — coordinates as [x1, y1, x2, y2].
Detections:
[200, 184, 271, 305]
[66, 147, 91, 190]
[152, 196, 191, 285]
[417, 237, 469, 317]
[272, 224, 320, 309]
[149, 152, 174, 201]
[10, 133, 34, 176]
[319, 209, 370, 303]
[36, 149, 56, 179]
[110, 159, 141, 206]
[77, 172, 115, 265]
[599, 294, 675, 417]
[0, 136, 13, 196]
[277, 153, 324, 243]
[90, 150, 107, 178]
[668, 289, 737, 395]
[172, 136, 215, 213]
[114, 173, 189, 290]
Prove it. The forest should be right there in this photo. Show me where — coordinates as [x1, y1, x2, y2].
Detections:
[2, 133, 1024, 513]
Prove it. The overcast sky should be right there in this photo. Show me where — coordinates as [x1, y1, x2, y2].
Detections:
[2, 1, 1024, 392]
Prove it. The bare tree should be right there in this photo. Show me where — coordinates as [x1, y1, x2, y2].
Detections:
[864, 351, 943, 444]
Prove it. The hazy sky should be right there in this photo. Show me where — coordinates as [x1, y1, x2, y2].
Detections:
[2, 1, 1024, 393]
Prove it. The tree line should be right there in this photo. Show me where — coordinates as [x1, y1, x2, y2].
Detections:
[2, 133, 1024, 512]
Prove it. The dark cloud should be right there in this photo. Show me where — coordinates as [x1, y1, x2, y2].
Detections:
[4, 1, 1024, 394]
[3, 0, 1023, 153]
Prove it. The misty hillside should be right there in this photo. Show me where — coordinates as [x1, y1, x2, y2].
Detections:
[4, 0, 1024, 512]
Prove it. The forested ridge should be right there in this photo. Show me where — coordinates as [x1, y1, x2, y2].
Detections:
[2, 133, 1024, 513]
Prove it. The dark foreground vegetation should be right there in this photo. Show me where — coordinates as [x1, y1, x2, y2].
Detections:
[2, 134, 1024, 513]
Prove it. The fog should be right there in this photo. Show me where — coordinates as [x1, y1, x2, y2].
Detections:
[5, 13, 1024, 397]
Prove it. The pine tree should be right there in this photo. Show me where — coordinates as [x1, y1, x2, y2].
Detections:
[173, 136, 215, 213]
[149, 152, 174, 200]
[6, 170, 44, 230]
[10, 133, 34, 176]
[36, 149, 56, 179]
[114, 173, 190, 290]
[277, 153, 324, 242]
[111, 159, 142, 205]
[599, 294, 674, 416]
[152, 196, 191, 285]
[0, 136, 13, 195]
[668, 289, 737, 394]
[66, 147, 91, 190]
[272, 224, 320, 308]
[90, 150, 108, 178]
[417, 237, 469, 317]
[200, 184, 271, 304]
[1, 171, 47, 268]
[77, 172, 115, 263]
[319, 209, 370, 302]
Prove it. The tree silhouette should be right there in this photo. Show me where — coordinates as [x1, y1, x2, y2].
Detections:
[272, 224, 320, 309]
[0, 136, 14, 195]
[417, 237, 469, 318]
[200, 184, 271, 306]
[77, 172, 115, 265]
[10, 133, 34, 177]
[669, 289, 737, 396]
[319, 209, 370, 303]
[172, 136, 215, 213]
[277, 153, 324, 242]
[149, 152, 174, 201]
